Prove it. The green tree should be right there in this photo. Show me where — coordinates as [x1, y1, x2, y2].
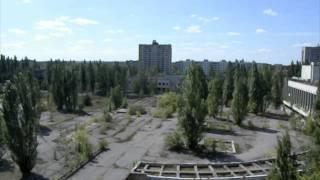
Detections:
[0, 114, 6, 159]
[109, 85, 123, 110]
[2, 72, 40, 178]
[271, 70, 283, 109]
[268, 132, 297, 180]
[207, 74, 223, 117]
[80, 61, 87, 92]
[248, 62, 263, 113]
[222, 62, 234, 106]
[178, 64, 207, 150]
[231, 65, 248, 125]
[88, 61, 96, 93]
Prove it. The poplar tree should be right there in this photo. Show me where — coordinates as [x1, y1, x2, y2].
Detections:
[231, 65, 248, 125]
[207, 74, 223, 118]
[271, 71, 283, 109]
[222, 62, 234, 106]
[2, 72, 40, 178]
[268, 132, 297, 180]
[248, 62, 263, 113]
[178, 64, 207, 150]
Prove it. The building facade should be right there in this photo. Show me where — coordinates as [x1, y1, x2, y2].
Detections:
[283, 51, 320, 116]
[139, 40, 172, 74]
[301, 46, 320, 65]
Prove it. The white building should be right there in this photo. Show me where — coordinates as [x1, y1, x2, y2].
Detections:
[139, 40, 172, 74]
[283, 62, 320, 116]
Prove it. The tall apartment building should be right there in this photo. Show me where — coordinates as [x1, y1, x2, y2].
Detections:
[301, 46, 320, 65]
[139, 40, 172, 74]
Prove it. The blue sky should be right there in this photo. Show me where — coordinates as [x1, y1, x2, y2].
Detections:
[1, 0, 319, 64]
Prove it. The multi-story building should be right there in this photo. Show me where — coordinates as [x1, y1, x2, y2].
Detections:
[283, 62, 320, 116]
[301, 46, 320, 65]
[172, 59, 227, 76]
[139, 40, 172, 74]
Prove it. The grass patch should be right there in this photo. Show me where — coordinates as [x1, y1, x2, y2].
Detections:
[206, 121, 233, 132]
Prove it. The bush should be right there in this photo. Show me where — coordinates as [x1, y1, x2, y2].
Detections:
[128, 105, 146, 115]
[121, 97, 128, 108]
[99, 138, 108, 151]
[99, 122, 110, 135]
[103, 111, 112, 122]
[153, 92, 177, 118]
[164, 131, 184, 151]
[203, 137, 216, 153]
[74, 127, 92, 160]
[83, 95, 92, 106]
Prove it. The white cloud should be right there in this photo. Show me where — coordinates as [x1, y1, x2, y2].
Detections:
[173, 26, 181, 31]
[36, 18, 71, 33]
[71, 18, 99, 25]
[77, 39, 95, 44]
[34, 34, 50, 41]
[105, 29, 125, 34]
[292, 42, 316, 47]
[19, 0, 31, 4]
[256, 28, 266, 34]
[190, 14, 197, 18]
[186, 25, 202, 33]
[190, 14, 219, 22]
[227, 32, 240, 36]
[3, 42, 26, 49]
[8, 28, 27, 35]
[258, 48, 271, 53]
[103, 38, 113, 42]
[263, 9, 278, 16]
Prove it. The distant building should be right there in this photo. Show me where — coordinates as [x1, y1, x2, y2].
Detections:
[172, 59, 227, 76]
[139, 40, 172, 74]
[301, 46, 320, 65]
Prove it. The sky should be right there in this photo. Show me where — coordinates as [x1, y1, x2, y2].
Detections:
[0, 0, 320, 64]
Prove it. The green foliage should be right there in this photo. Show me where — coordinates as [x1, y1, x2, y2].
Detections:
[178, 64, 208, 150]
[74, 126, 92, 160]
[268, 131, 298, 180]
[121, 97, 128, 108]
[153, 92, 178, 118]
[128, 105, 146, 115]
[222, 62, 234, 106]
[99, 138, 108, 151]
[2, 72, 40, 177]
[0, 114, 6, 159]
[83, 94, 92, 106]
[50, 64, 79, 112]
[207, 74, 223, 117]
[109, 85, 123, 110]
[271, 70, 283, 109]
[231, 64, 248, 126]
[248, 62, 263, 113]
[203, 137, 216, 153]
[164, 130, 184, 151]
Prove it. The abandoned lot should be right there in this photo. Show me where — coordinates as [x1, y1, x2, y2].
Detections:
[0, 95, 310, 180]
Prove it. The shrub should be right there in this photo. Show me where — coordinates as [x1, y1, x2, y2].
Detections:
[74, 127, 92, 160]
[203, 137, 216, 153]
[99, 138, 108, 151]
[153, 92, 177, 118]
[164, 131, 184, 151]
[83, 95, 92, 106]
[121, 97, 128, 108]
[128, 105, 146, 115]
[103, 111, 112, 122]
